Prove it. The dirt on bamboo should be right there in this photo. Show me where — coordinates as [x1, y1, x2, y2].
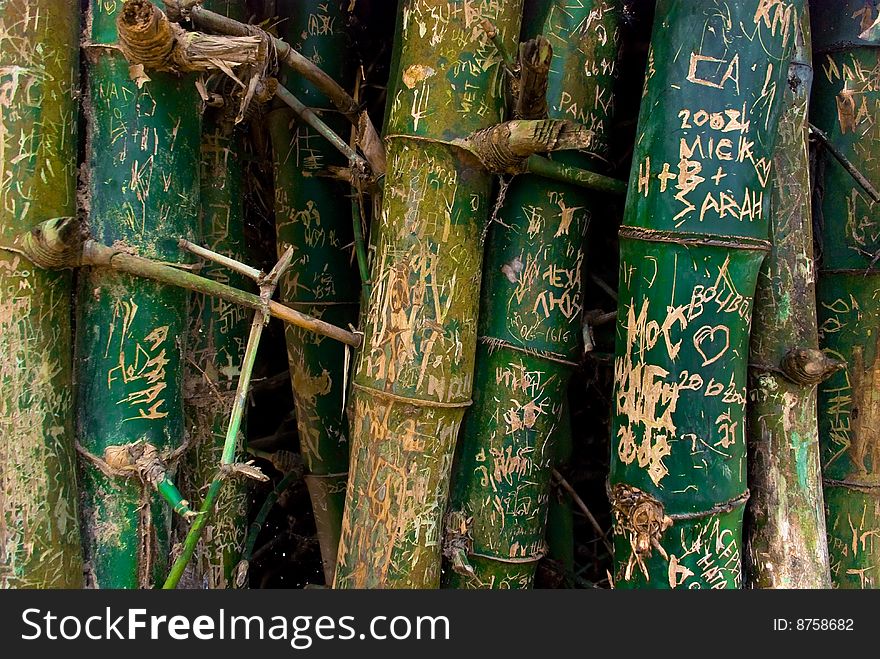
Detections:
[608, 0, 799, 589]
[744, 6, 833, 589]
[333, 0, 526, 589]
[812, 0, 880, 590]
[77, 0, 201, 588]
[443, 0, 621, 589]
[0, 0, 84, 588]
[267, 0, 361, 586]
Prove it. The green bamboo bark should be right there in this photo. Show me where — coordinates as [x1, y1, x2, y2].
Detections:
[744, 6, 831, 589]
[546, 397, 574, 576]
[0, 0, 83, 588]
[812, 0, 880, 589]
[443, 0, 620, 589]
[78, 0, 201, 588]
[334, 0, 524, 589]
[267, 0, 360, 585]
[179, 0, 251, 589]
[609, 0, 798, 589]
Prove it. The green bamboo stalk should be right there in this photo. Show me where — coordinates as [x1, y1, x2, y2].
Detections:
[178, 0, 252, 590]
[744, 7, 833, 589]
[266, 0, 361, 585]
[334, 0, 525, 589]
[443, 0, 621, 589]
[0, 0, 84, 588]
[609, 0, 799, 589]
[812, 0, 880, 589]
[77, 0, 202, 588]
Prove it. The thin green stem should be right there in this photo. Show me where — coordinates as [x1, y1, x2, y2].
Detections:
[809, 122, 880, 202]
[241, 471, 299, 563]
[552, 469, 613, 556]
[525, 155, 627, 195]
[351, 186, 371, 301]
[157, 478, 196, 518]
[163, 249, 293, 589]
[479, 18, 517, 73]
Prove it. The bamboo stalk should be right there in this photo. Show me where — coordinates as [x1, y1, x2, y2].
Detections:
[0, 0, 84, 588]
[608, 0, 799, 589]
[812, 0, 880, 589]
[334, 0, 525, 590]
[179, 0, 253, 588]
[75, 0, 203, 588]
[744, 7, 832, 589]
[267, 0, 362, 584]
[443, 0, 621, 589]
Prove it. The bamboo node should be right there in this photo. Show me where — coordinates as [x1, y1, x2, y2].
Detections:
[117, 0, 273, 123]
[104, 441, 168, 489]
[610, 483, 672, 582]
[459, 119, 594, 174]
[18, 217, 86, 269]
[780, 347, 846, 386]
[442, 511, 481, 584]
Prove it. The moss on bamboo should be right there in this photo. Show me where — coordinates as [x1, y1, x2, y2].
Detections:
[0, 0, 84, 588]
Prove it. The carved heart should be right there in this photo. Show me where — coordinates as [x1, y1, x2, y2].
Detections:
[693, 324, 730, 366]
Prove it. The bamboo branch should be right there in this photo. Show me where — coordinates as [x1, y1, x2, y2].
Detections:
[166, 1, 386, 175]
[552, 469, 614, 556]
[117, 0, 263, 74]
[239, 470, 300, 566]
[525, 155, 627, 195]
[19, 218, 361, 347]
[274, 84, 371, 179]
[351, 185, 372, 300]
[810, 122, 880, 202]
[459, 119, 593, 170]
[163, 248, 293, 589]
[179, 238, 262, 281]
[479, 18, 517, 73]
[454, 119, 628, 194]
